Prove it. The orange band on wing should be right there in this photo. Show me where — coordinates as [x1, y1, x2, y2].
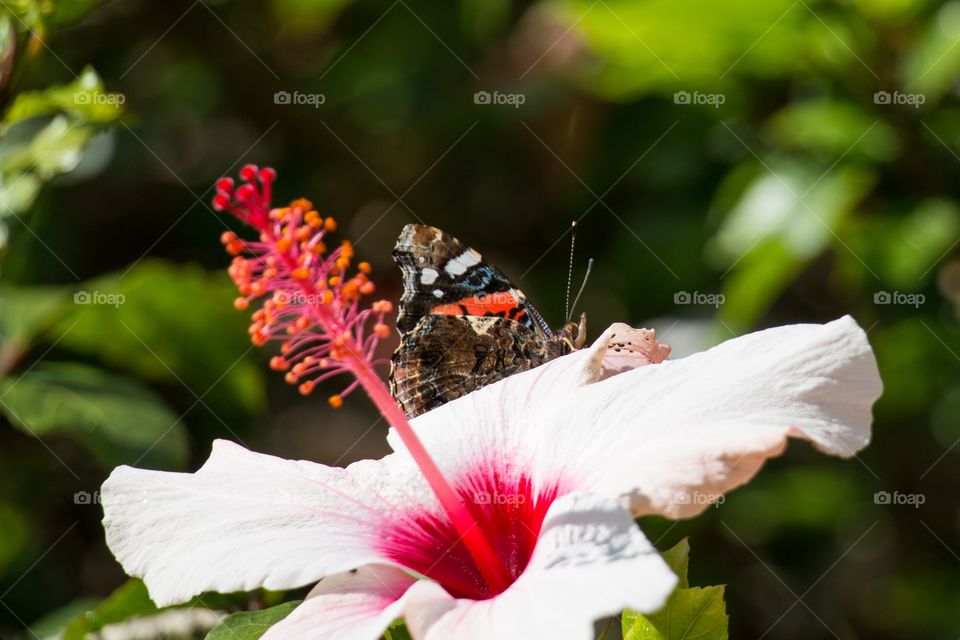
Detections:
[431, 294, 525, 319]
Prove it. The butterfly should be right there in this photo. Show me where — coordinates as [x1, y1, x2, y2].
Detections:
[389, 224, 586, 418]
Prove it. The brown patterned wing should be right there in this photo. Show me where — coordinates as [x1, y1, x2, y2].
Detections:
[389, 315, 554, 418]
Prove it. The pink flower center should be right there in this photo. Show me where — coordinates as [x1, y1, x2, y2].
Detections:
[379, 471, 559, 600]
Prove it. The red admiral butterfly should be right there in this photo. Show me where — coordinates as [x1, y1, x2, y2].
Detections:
[390, 224, 586, 418]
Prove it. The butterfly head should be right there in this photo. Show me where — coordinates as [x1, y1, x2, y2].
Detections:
[554, 312, 587, 352]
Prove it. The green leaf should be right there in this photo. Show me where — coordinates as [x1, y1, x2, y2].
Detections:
[624, 586, 728, 640]
[63, 579, 159, 640]
[623, 539, 727, 640]
[28, 596, 100, 639]
[0, 284, 66, 370]
[384, 620, 413, 640]
[56, 259, 265, 420]
[204, 601, 302, 640]
[3, 67, 124, 127]
[0, 362, 187, 469]
[661, 538, 690, 589]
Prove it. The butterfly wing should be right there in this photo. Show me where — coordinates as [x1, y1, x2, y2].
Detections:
[390, 224, 564, 418]
[390, 314, 552, 418]
[392, 224, 553, 337]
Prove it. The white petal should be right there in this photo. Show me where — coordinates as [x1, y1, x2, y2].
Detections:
[102, 440, 408, 606]
[541, 315, 883, 518]
[415, 493, 676, 640]
[262, 565, 453, 640]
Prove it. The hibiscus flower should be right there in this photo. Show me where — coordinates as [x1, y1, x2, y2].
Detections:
[101, 316, 881, 640]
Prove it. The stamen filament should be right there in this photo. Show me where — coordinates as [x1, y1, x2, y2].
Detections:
[213, 166, 511, 594]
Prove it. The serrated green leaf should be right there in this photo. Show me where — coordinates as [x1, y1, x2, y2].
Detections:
[0, 362, 187, 469]
[204, 601, 302, 640]
[661, 538, 690, 589]
[624, 586, 728, 640]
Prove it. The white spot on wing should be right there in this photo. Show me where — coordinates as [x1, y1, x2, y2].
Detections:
[420, 268, 439, 285]
[444, 250, 481, 276]
[433, 289, 444, 298]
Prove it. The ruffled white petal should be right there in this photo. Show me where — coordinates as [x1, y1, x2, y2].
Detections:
[261, 565, 453, 640]
[415, 492, 676, 640]
[541, 315, 883, 517]
[101, 440, 414, 606]
[391, 316, 879, 519]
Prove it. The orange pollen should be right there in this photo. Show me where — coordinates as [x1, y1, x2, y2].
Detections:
[374, 323, 390, 338]
[299, 381, 314, 395]
[324, 218, 337, 232]
[328, 394, 343, 409]
[233, 297, 249, 310]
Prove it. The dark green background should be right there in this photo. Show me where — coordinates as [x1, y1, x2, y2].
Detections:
[0, 0, 958, 638]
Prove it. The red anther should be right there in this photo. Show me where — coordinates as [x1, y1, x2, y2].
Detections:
[216, 177, 235, 193]
[258, 167, 277, 182]
[240, 164, 258, 181]
[212, 194, 230, 211]
[220, 231, 237, 245]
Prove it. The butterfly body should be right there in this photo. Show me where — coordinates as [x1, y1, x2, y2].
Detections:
[390, 224, 585, 418]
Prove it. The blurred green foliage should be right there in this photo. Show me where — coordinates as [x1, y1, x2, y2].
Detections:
[0, 0, 958, 638]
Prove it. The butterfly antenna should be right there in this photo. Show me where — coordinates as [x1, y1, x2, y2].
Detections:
[568, 258, 594, 322]
[565, 221, 577, 322]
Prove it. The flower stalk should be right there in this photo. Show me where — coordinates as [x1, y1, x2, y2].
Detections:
[212, 166, 511, 594]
